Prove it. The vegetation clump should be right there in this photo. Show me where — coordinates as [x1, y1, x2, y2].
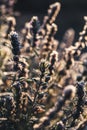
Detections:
[0, 1, 87, 130]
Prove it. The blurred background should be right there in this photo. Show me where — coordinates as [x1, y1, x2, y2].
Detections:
[14, 0, 87, 41]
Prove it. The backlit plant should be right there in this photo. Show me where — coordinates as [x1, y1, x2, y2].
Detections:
[0, 1, 87, 130]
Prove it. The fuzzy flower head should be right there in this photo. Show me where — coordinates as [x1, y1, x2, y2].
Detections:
[63, 85, 76, 100]
[10, 31, 20, 55]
